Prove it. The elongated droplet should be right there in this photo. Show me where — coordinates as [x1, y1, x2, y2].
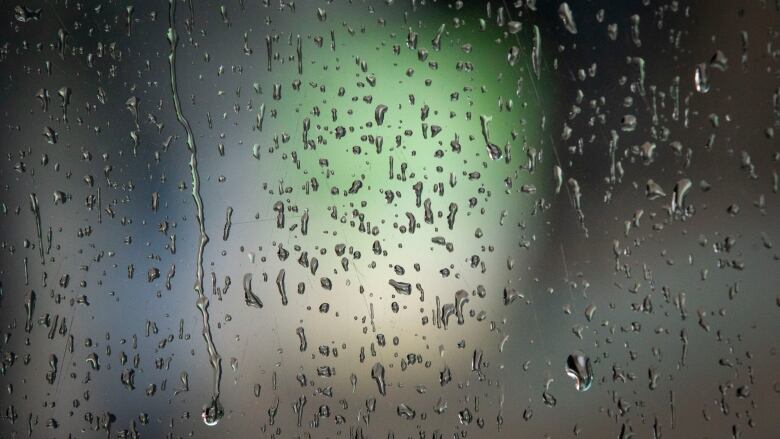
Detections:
[565, 351, 593, 391]
[558, 3, 578, 34]
[375, 104, 388, 125]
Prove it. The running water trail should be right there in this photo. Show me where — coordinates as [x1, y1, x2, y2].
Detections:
[166, 0, 223, 426]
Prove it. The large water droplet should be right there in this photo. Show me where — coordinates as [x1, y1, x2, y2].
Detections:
[202, 397, 224, 426]
[565, 351, 593, 392]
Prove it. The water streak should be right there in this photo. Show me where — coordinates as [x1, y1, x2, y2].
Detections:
[166, 0, 223, 426]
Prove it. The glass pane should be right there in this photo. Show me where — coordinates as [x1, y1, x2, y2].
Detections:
[1, 1, 778, 437]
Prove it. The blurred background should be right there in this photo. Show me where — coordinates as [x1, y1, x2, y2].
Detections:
[1, 0, 779, 437]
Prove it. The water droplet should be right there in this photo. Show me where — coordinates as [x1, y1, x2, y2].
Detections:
[565, 351, 593, 392]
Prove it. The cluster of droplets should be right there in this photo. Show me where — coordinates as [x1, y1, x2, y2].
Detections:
[1, 0, 779, 437]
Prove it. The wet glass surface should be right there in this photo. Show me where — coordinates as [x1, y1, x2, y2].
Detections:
[1, 1, 779, 437]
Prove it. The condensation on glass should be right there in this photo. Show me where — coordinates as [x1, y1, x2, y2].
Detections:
[1, 1, 779, 437]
